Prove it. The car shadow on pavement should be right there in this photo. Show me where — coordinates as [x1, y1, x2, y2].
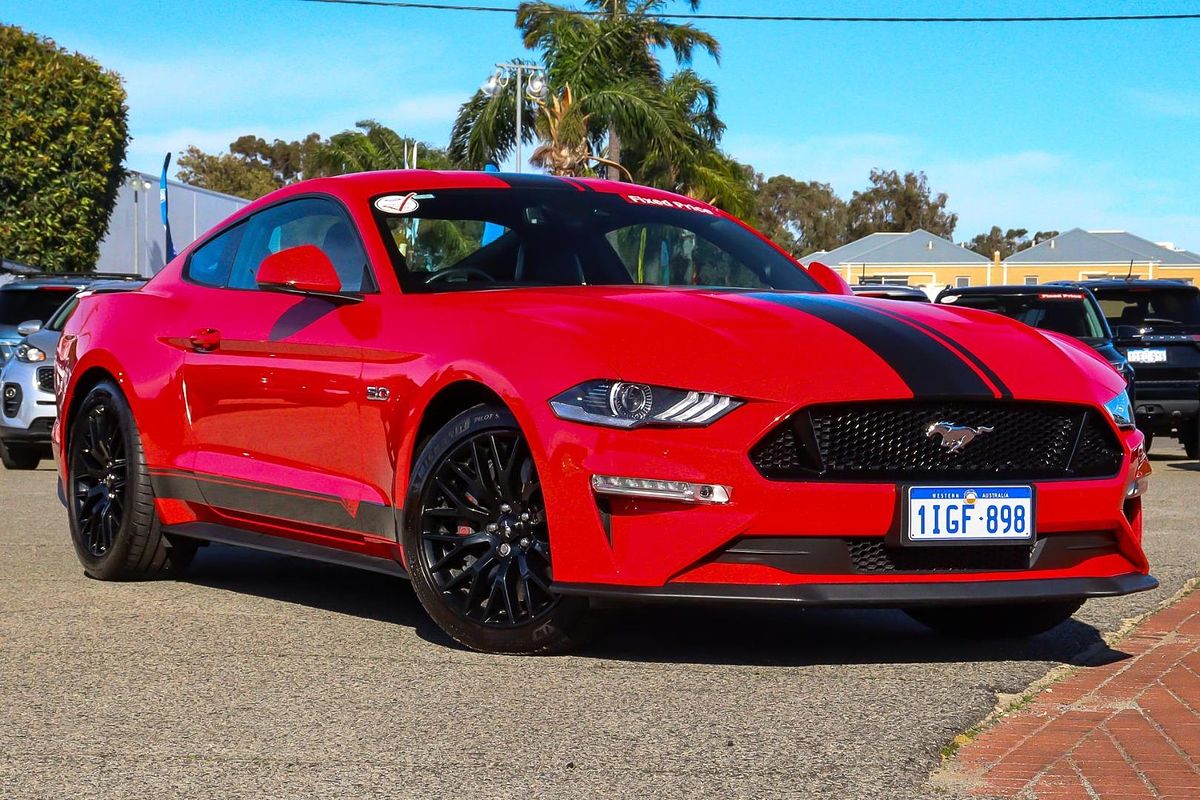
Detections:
[182, 545, 1129, 668]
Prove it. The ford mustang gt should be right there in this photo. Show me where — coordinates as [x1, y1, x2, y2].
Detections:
[53, 171, 1155, 653]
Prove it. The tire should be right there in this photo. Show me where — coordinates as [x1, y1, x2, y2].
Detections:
[0, 441, 41, 470]
[65, 380, 196, 580]
[1143, 433, 1154, 453]
[403, 403, 589, 654]
[905, 600, 1084, 638]
[1183, 421, 1199, 459]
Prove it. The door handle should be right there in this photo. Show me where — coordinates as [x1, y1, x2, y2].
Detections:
[189, 328, 221, 353]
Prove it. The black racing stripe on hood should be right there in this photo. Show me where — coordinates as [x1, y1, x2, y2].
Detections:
[868, 304, 1014, 399]
[749, 293, 996, 398]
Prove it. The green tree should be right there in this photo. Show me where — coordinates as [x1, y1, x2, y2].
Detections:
[847, 169, 957, 240]
[516, 0, 718, 178]
[176, 145, 280, 200]
[750, 175, 848, 256]
[0, 25, 129, 272]
[966, 227, 1061, 259]
[320, 120, 452, 173]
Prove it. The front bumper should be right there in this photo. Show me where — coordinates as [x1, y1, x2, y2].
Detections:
[556, 572, 1158, 606]
[533, 400, 1151, 597]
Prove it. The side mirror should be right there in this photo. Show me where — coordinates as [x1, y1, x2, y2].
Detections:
[1114, 324, 1143, 341]
[16, 320, 42, 337]
[256, 245, 347, 298]
[805, 260, 852, 295]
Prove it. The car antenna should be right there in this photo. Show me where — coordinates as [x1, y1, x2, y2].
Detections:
[1125, 259, 1134, 281]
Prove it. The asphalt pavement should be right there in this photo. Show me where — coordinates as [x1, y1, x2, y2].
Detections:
[1, 445, 1197, 800]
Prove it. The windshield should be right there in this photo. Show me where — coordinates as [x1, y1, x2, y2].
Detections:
[0, 287, 76, 331]
[940, 291, 1108, 339]
[1093, 286, 1200, 329]
[371, 187, 821, 293]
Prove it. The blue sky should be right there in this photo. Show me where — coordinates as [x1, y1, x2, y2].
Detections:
[4, 0, 1199, 248]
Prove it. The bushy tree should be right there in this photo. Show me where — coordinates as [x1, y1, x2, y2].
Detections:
[750, 175, 847, 256]
[966, 226, 1062, 259]
[0, 25, 129, 271]
[847, 169, 957, 240]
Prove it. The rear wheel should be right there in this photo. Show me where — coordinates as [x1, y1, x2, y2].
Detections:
[403, 404, 589, 654]
[0, 441, 41, 470]
[904, 600, 1084, 638]
[66, 380, 195, 579]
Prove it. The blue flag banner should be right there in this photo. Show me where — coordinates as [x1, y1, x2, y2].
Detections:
[481, 163, 504, 246]
[160, 153, 175, 262]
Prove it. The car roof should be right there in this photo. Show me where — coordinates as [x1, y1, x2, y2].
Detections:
[1, 273, 142, 290]
[938, 285, 1095, 297]
[1049, 278, 1199, 291]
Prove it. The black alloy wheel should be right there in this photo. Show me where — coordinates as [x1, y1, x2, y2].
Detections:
[71, 401, 128, 556]
[404, 404, 589, 654]
[66, 380, 195, 579]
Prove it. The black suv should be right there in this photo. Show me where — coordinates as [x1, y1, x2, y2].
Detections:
[934, 283, 1134, 387]
[1050, 279, 1200, 456]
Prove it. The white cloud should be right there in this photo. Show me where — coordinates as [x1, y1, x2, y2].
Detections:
[1123, 88, 1200, 119]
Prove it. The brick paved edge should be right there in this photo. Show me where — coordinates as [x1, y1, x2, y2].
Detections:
[933, 580, 1200, 799]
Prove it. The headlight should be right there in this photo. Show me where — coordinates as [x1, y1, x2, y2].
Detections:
[550, 380, 742, 428]
[15, 344, 46, 363]
[1104, 389, 1135, 429]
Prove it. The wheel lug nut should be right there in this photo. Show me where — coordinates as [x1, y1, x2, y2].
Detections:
[500, 503, 512, 513]
[520, 512, 530, 521]
[486, 523, 499, 533]
[499, 543, 512, 556]
[519, 538, 530, 548]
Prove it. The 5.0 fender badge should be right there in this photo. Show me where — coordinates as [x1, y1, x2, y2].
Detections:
[374, 193, 420, 215]
[366, 386, 390, 402]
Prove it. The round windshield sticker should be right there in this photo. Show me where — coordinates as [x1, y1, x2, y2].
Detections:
[375, 193, 420, 215]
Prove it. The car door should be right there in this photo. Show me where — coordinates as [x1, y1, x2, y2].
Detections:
[180, 196, 391, 541]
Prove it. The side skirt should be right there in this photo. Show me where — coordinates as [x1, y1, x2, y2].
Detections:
[164, 521, 408, 579]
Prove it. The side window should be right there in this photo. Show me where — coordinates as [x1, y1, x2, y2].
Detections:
[187, 223, 245, 288]
[227, 198, 371, 292]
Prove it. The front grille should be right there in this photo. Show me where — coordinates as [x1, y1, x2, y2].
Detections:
[751, 401, 1122, 481]
[2, 383, 20, 417]
[36, 367, 54, 394]
[846, 539, 1031, 573]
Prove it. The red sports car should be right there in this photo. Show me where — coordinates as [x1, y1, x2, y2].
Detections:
[54, 171, 1154, 653]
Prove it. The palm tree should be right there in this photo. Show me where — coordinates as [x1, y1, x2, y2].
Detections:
[516, 0, 719, 178]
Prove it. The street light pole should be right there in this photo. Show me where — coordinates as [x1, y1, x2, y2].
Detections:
[482, 63, 548, 174]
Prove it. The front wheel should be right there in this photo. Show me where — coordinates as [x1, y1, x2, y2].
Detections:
[403, 404, 589, 654]
[1182, 420, 1199, 459]
[904, 600, 1084, 638]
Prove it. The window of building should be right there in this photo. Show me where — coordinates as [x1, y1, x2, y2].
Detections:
[955, 276, 970, 288]
[861, 275, 910, 286]
[1024, 276, 1038, 285]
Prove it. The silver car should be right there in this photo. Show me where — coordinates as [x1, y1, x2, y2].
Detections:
[0, 280, 143, 469]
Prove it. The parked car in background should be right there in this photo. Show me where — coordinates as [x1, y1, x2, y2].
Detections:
[1049, 279, 1200, 456]
[850, 284, 931, 302]
[934, 284, 1135, 393]
[1, 280, 144, 469]
[0, 273, 138, 366]
[53, 171, 1153, 654]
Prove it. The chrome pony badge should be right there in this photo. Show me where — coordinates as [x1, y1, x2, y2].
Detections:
[926, 421, 994, 454]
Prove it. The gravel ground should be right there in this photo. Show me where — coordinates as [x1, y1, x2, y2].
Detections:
[1, 445, 1196, 800]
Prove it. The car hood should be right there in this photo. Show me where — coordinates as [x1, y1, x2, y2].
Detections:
[471, 287, 1125, 405]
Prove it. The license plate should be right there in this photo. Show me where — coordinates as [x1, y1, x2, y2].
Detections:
[905, 486, 1034, 543]
[1127, 348, 1167, 364]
